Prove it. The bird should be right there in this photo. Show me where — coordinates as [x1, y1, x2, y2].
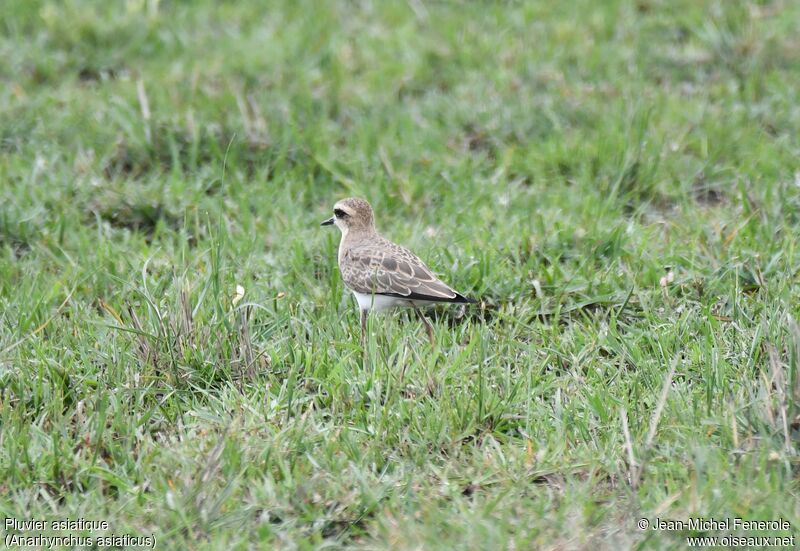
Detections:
[320, 197, 476, 347]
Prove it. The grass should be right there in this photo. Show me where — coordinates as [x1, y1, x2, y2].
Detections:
[1, 0, 799, 548]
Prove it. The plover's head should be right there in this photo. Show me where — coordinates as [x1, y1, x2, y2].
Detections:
[320, 197, 375, 236]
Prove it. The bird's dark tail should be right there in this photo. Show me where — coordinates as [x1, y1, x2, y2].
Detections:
[383, 290, 479, 304]
[453, 292, 478, 304]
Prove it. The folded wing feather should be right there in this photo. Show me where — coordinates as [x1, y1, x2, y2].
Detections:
[342, 240, 458, 300]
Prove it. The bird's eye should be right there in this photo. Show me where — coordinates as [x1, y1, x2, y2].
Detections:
[334, 208, 348, 218]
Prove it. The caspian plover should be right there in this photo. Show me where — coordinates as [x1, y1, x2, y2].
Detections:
[321, 197, 476, 345]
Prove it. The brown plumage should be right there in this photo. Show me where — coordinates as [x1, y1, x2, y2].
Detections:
[341, 236, 472, 302]
[320, 197, 476, 345]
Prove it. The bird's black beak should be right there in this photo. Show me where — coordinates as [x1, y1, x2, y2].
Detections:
[320, 217, 334, 227]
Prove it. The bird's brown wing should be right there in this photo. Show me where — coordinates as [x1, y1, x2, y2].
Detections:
[340, 239, 460, 301]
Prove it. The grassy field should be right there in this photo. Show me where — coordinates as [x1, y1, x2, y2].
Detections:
[2, 0, 799, 548]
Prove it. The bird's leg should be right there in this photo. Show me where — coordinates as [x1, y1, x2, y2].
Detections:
[360, 308, 369, 357]
[414, 306, 435, 345]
